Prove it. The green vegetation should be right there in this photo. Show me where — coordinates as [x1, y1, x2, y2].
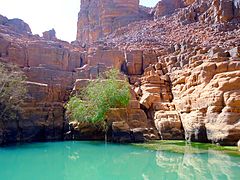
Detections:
[0, 62, 27, 121]
[134, 140, 240, 156]
[66, 69, 130, 124]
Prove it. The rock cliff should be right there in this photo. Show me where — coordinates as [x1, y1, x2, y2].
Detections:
[76, 0, 151, 44]
[0, 0, 240, 145]
[75, 0, 240, 145]
[0, 16, 84, 144]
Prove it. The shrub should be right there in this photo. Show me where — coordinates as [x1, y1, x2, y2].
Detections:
[66, 69, 130, 123]
[0, 62, 27, 120]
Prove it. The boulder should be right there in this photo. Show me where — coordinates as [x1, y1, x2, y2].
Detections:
[105, 107, 158, 142]
[140, 93, 161, 109]
[154, 111, 184, 140]
[111, 121, 132, 143]
[67, 121, 105, 140]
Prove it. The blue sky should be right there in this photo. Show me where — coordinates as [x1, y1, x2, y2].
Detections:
[0, 0, 159, 41]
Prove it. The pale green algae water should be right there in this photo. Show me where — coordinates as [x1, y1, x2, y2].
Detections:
[0, 141, 239, 180]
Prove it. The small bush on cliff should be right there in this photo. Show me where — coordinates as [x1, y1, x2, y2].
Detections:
[0, 62, 27, 121]
[66, 69, 130, 123]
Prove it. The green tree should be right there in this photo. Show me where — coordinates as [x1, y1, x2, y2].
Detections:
[66, 69, 130, 124]
[0, 62, 27, 121]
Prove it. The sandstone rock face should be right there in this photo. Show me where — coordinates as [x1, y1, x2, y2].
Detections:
[0, 81, 65, 144]
[70, 78, 159, 143]
[0, 17, 84, 145]
[1, 35, 83, 71]
[136, 62, 184, 141]
[153, 0, 184, 19]
[106, 106, 159, 142]
[76, 0, 151, 44]
[43, 29, 57, 41]
[87, 48, 125, 69]
[19, 82, 65, 141]
[100, 0, 240, 145]
[133, 47, 240, 145]
[154, 111, 184, 140]
[1, 0, 240, 146]
[168, 46, 240, 144]
[178, 0, 240, 24]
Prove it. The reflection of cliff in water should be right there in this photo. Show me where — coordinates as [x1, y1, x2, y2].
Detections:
[155, 146, 240, 180]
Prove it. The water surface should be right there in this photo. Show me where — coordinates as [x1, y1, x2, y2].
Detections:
[0, 141, 239, 180]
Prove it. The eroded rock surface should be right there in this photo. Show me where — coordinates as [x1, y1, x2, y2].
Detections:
[0, 17, 84, 144]
[153, 0, 185, 19]
[43, 29, 57, 41]
[1, 0, 240, 145]
[76, 0, 151, 44]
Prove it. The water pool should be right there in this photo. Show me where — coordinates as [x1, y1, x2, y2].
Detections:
[0, 141, 239, 180]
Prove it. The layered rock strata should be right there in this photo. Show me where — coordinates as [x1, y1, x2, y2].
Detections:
[76, 0, 151, 44]
[89, 0, 240, 145]
[0, 14, 159, 144]
[1, 0, 240, 146]
[0, 18, 84, 144]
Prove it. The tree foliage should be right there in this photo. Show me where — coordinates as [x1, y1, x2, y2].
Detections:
[0, 62, 27, 120]
[66, 69, 130, 123]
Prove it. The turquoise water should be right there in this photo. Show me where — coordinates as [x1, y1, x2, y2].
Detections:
[0, 141, 239, 180]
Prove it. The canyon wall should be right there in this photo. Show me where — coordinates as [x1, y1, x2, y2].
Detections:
[76, 0, 151, 44]
[0, 14, 158, 144]
[0, 0, 240, 145]
[0, 15, 83, 144]
[79, 0, 240, 145]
